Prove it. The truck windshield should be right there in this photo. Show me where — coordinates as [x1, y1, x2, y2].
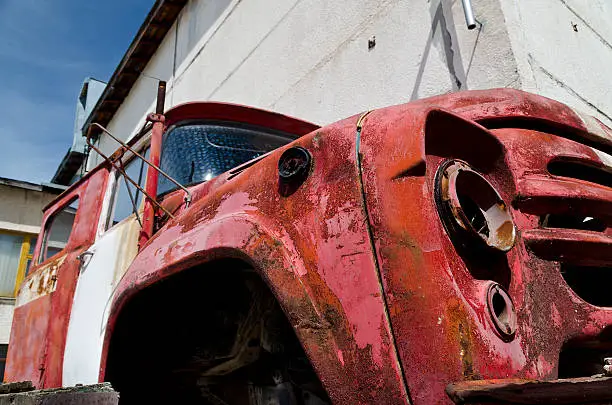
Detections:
[158, 123, 293, 195]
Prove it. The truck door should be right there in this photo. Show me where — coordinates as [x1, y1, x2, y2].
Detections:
[62, 145, 149, 386]
[5, 168, 108, 388]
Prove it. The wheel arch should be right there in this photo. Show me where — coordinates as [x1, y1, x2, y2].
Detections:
[100, 215, 348, 401]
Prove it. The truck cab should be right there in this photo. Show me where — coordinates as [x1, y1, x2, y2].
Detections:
[6, 89, 612, 405]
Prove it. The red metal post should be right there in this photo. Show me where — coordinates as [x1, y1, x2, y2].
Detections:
[139, 81, 166, 248]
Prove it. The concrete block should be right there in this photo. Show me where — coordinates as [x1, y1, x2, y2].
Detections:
[0, 383, 118, 405]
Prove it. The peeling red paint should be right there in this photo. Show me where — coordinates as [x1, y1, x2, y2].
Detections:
[102, 109, 409, 403]
[358, 89, 612, 403]
[6, 90, 612, 404]
[6, 168, 109, 387]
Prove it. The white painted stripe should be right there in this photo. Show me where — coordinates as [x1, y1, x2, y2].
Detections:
[62, 234, 115, 386]
[63, 217, 140, 386]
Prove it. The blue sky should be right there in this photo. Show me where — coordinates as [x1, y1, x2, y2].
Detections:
[0, 0, 152, 183]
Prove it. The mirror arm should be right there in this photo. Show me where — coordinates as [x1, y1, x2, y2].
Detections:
[84, 127, 177, 221]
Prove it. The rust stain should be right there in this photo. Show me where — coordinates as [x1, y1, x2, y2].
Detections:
[17, 256, 65, 308]
[8, 89, 612, 404]
[496, 220, 514, 240]
[447, 301, 478, 380]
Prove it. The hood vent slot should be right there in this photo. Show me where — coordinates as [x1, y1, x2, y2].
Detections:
[540, 214, 607, 233]
[548, 159, 612, 190]
[560, 264, 612, 308]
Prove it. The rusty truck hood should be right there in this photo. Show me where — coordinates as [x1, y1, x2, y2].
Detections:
[114, 89, 612, 404]
[357, 89, 612, 403]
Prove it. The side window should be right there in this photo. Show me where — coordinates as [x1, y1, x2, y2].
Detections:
[39, 198, 79, 263]
[109, 148, 150, 228]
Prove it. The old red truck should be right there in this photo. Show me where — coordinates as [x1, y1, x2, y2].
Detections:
[4, 88, 612, 404]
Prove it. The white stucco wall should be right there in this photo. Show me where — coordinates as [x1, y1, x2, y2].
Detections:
[91, 0, 526, 162]
[500, 0, 612, 125]
[90, 0, 611, 163]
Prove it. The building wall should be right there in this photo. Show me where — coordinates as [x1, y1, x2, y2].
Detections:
[72, 78, 106, 152]
[91, 0, 522, 164]
[90, 0, 611, 163]
[500, 0, 612, 125]
[0, 184, 57, 235]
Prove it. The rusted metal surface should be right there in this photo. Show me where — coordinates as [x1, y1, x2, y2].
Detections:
[7, 89, 612, 404]
[357, 89, 612, 403]
[140, 111, 165, 247]
[101, 105, 410, 403]
[84, 122, 181, 221]
[446, 376, 612, 404]
[15, 256, 64, 307]
[6, 168, 110, 388]
[436, 160, 516, 252]
[4, 296, 51, 387]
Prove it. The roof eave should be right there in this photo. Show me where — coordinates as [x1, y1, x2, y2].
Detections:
[83, 0, 187, 137]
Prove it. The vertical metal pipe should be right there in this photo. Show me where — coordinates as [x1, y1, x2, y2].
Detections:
[140, 80, 166, 247]
[156, 81, 166, 114]
[461, 0, 477, 30]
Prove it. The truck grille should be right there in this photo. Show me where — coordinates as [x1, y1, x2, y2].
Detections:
[512, 143, 612, 307]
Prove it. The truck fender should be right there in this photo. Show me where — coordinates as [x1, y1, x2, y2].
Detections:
[101, 214, 407, 404]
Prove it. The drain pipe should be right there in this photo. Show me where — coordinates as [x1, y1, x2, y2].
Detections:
[461, 0, 476, 29]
